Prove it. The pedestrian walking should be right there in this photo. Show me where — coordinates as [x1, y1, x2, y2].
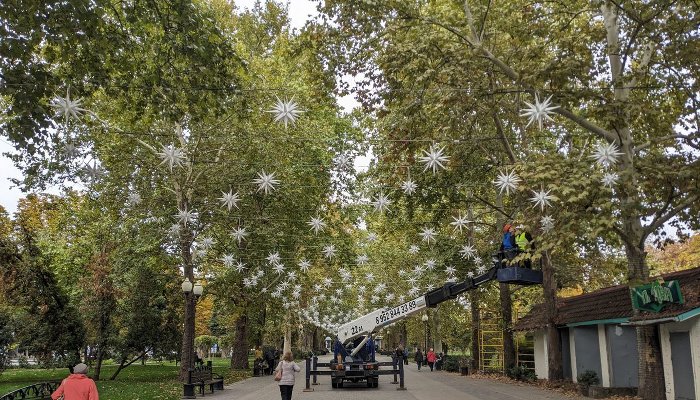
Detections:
[274, 351, 301, 400]
[403, 347, 409, 365]
[426, 348, 437, 371]
[51, 363, 99, 400]
[414, 348, 424, 371]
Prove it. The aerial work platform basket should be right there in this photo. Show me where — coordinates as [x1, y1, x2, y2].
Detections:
[496, 267, 543, 286]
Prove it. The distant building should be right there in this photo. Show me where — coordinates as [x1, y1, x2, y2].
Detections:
[515, 267, 700, 400]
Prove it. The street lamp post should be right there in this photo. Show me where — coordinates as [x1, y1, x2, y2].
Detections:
[421, 313, 429, 354]
[181, 279, 203, 399]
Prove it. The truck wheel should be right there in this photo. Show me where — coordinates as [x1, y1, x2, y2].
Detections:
[337, 380, 344, 388]
[366, 379, 372, 388]
[372, 377, 379, 388]
[332, 379, 338, 389]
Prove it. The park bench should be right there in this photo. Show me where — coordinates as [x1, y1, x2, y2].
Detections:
[189, 363, 224, 396]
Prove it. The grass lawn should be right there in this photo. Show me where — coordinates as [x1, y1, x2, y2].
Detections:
[0, 357, 254, 400]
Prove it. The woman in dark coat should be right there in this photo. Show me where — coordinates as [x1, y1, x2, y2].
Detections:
[414, 348, 424, 371]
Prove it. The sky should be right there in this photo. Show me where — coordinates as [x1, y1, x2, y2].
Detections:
[0, 0, 348, 216]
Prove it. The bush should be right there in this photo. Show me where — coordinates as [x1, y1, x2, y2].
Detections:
[507, 365, 537, 382]
[440, 355, 462, 372]
[18, 355, 31, 369]
[577, 370, 600, 387]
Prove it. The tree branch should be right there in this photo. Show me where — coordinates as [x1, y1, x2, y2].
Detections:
[493, 113, 517, 164]
[643, 194, 700, 239]
[473, 194, 511, 219]
[634, 132, 700, 152]
[416, 16, 615, 143]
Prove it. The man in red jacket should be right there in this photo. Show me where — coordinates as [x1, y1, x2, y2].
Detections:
[51, 363, 99, 400]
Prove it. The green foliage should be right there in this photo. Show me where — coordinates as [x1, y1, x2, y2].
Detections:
[577, 370, 600, 387]
[440, 355, 463, 372]
[507, 365, 537, 382]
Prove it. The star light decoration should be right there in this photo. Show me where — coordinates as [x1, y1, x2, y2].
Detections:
[493, 169, 521, 195]
[591, 142, 623, 168]
[418, 144, 449, 174]
[322, 244, 336, 259]
[158, 145, 186, 171]
[85, 163, 103, 181]
[307, 216, 326, 234]
[372, 192, 391, 213]
[175, 208, 195, 227]
[50, 88, 87, 124]
[219, 189, 240, 211]
[367, 232, 378, 242]
[221, 254, 235, 268]
[127, 192, 142, 206]
[450, 213, 471, 234]
[424, 259, 436, 270]
[266, 251, 281, 265]
[459, 244, 476, 259]
[520, 94, 558, 130]
[408, 245, 420, 254]
[365, 272, 375, 282]
[541, 215, 555, 233]
[234, 261, 246, 273]
[298, 259, 311, 272]
[267, 96, 303, 129]
[254, 170, 280, 194]
[401, 179, 418, 195]
[339, 268, 352, 281]
[530, 188, 556, 211]
[168, 224, 180, 237]
[602, 172, 619, 187]
[335, 153, 353, 170]
[63, 142, 79, 158]
[231, 226, 249, 244]
[445, 265, 456, 275]
[419, 227, 437, 244]
[273, 263, 286, 275]
[200, 237, 215, 249]
[356, 254, 369, 265]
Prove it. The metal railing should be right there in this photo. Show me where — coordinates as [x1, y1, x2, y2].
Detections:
[0, 381, 62, 400]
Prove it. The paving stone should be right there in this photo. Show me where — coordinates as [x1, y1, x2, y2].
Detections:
[203, 355, 582, 400]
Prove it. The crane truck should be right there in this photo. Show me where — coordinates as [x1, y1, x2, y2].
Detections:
[327, 264, 542, 388]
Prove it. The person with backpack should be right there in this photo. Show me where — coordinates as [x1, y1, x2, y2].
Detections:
[275, 351, 301, 400]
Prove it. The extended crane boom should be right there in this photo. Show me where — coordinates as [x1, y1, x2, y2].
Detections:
[336, 265, 502, 345]
[327, 263, 541, 389]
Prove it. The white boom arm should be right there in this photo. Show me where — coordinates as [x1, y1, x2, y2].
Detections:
[336, 295, 427, 345]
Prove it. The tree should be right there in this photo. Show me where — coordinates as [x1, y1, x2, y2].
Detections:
[319, 1, 700, 395]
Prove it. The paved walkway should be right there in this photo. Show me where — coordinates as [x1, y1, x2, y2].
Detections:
[204, 355, 581, 400]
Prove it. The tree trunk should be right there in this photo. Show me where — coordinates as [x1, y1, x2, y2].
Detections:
[230, 313, 249, 369]
[499, 282, 516, 371]
[470, 290, 480, 371]
[179, 293, 196, 381]
[542, 252, 563, 380]
[283, 310, 292, 354]
[94, 345, 104, 381]
[625, 242, 665, 399]
[434, 309, 442, 354]
[109, 351, 146, 380]
[637, 324, 665, 400]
